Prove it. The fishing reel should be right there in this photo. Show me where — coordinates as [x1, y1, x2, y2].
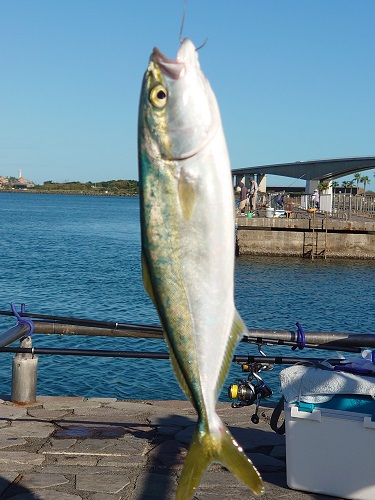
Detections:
[228, 362, 273, 424]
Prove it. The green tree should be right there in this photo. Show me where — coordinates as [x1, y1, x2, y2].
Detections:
[360, 175, 371, 193]
[342, 180, 351, 194]
[317, 181, 330, 192]
[353, 173, 361, 189]
[347, 179, 355, 195]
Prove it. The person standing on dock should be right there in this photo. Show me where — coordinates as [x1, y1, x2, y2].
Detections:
[249, 178, 258, 212]
[312, 189, 320, 209]
[238, 177, 248, 213]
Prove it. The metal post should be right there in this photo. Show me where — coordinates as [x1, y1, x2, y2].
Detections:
[11, 336, 38, 403]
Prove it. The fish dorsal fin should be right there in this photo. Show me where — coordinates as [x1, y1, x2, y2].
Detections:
[178, 174, 197, 221]
[216, 310, 248, 398]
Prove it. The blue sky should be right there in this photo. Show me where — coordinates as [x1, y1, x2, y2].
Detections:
[1, 0, 374, 187]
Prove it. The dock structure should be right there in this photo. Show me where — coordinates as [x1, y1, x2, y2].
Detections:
[236, 209, 375, 259]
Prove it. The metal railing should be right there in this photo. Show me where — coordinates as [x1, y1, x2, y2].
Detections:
[1, 305, 375, 405]
[333, 193, 375, 219]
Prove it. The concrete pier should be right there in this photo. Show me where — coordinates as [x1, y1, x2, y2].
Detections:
[236, 210, 375, 258]
[0, 395, 331, 499]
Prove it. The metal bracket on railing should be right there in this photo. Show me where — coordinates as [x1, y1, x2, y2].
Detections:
[11, 303, 34, 337]
[291, 322, 306, 351]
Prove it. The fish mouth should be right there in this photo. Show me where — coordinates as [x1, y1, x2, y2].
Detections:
[150, 39, 219, 162]
[151, 47, 184, 80]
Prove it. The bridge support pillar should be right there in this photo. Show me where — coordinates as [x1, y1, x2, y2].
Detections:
[306, 179, 319, 194]
[258, 174, 267, 193]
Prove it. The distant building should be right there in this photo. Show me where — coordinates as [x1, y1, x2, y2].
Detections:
[13, 169, 34, 189]
[0, 176, 9, 187]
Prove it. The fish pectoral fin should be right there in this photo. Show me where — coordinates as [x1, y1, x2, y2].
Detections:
[176, 419, 264, 499]
[178, 174, 197, 221]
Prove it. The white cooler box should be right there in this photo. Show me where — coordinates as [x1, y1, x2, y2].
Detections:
[285, 395, 375, 500]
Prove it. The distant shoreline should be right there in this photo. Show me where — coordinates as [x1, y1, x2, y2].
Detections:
[0, 189, 139, 197]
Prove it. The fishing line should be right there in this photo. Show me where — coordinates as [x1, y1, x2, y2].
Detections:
[179, 0, 187, 43]
[179, 0, 208, 51]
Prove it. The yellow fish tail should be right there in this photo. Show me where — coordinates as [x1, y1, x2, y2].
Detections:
[176, 417, 264, 499]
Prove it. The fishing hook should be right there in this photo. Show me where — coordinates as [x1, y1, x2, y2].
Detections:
[179, 0, 208, 51]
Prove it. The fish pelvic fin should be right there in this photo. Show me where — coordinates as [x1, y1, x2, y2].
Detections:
[176, 417, 264, 499]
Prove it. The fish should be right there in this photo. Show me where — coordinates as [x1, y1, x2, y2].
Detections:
[138, 38, 264, 499]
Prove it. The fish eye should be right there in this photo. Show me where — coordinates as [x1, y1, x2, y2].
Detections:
[149, 84, 168, 108]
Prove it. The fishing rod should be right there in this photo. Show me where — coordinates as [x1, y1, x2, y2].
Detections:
[0, 346, 169, 359]
[0, 309, 162, 334]
[1, 307, 374, 348]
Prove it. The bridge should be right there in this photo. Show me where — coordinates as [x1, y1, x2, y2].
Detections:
[232, 156, 375, 193]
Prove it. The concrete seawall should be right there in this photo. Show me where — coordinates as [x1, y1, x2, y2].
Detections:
[236, 216, 375, 259]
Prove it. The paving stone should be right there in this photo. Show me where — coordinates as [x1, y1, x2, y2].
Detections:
[73, 406, 121, 416]
[27, 408, 73, 420]
[50, 454, 99, 466]
[54, 425, 98, 438]
[118, 434, 150, 453]
[0, 463, 35, 472]
[29, 490, 83, 499]
[6, 419, 55, 438]
[70, 437, 147, 457]
[88, 397, 118, 404]
[0, 435, 27, 449]
[76, 472, 130, 494]
[229, 425, 286, 450]
[90, 494, 121, 500]
[132, 472, 176, 500]
[148, 413, 195, 428]
[0, 492, 39, 499]
[146, 399, 191, 411]
[104, 401, 154, 412]
[65, 438, 120, 455]
[147, 439, 187, 468]
[97, 454, 147, 467]
[174, 424, 195, 444]
[42, 400, 98, 411]
[155, 424, 183, 436]
[0, 398, 332, 500]
[0, 404, 28, 420]
[0, 472, 20, 495]
[55, 411, 148, 425]
[37, 465, 127, 474]
[39, 437, 78, 453]
[0, 451, 45, 466]
[38, 396, 85, 404]
[20, 473, 70, 489]
[249, 452, 286, 472]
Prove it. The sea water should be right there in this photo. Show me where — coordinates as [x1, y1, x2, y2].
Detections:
[0, 192, 374, 403]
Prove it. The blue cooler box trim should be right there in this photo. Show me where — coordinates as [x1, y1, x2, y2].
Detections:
[285, 395, 375, 500]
